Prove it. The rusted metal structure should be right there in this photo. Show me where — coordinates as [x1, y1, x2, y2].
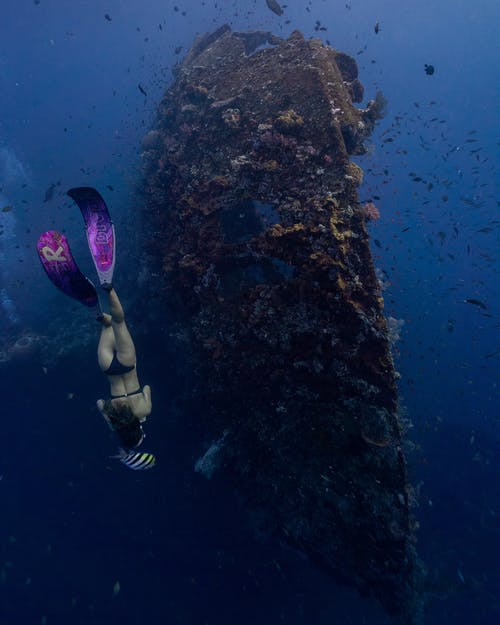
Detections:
[141, 26, 424, 624]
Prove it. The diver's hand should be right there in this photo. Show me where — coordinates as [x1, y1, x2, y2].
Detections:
[138, 385, 152, 423]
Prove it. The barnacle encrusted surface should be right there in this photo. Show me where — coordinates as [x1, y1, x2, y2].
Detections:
[141, 25, 424, 624]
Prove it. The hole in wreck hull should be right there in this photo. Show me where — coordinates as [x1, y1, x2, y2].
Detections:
[219, 200, 280, 244]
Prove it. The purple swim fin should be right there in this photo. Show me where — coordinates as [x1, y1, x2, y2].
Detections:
[67, 187, 115, 286]
[37, 230, 98, 307]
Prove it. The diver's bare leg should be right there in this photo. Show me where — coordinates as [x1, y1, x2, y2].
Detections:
[106, 288, 136, 364]
[106, 288, 125, 323]
[97, 315, 115, 371]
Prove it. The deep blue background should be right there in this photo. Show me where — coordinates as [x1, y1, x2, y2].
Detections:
[0, 1, 498, 624]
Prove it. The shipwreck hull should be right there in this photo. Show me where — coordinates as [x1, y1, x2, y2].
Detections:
[142, 26, 423, 624]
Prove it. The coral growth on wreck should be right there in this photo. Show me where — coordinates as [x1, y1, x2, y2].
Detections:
[141, 25, 424, 625]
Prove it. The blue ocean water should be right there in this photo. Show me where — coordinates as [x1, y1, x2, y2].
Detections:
[0, 1, 498, 624]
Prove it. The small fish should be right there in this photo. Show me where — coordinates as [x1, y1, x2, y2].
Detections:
[464, 298, 487, 310]
[374, 21, 381, 34]
[104, 14, 112, 22]
[424, 64, 435, 75]
[266, 0, 283, 17]
[485, 350, 499, 359]
[112, 580, 120, 597]
[113, 448, 156, 470]
[138, 84, 147, 97]
[476, 226, 494, 233]
[1, 205, 13, 212]
[43, 183, 57, 202]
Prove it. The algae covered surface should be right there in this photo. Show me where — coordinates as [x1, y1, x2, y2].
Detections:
[141, 26, 424, 624]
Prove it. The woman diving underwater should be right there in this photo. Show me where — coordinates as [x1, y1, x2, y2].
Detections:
[96, 286, 151, 447]
[37, 187, 154, 467]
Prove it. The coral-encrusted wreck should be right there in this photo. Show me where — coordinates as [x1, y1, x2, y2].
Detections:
[141, 26, 424, 624]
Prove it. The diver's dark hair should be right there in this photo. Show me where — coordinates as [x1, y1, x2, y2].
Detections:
[102, 400, 143, 448]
